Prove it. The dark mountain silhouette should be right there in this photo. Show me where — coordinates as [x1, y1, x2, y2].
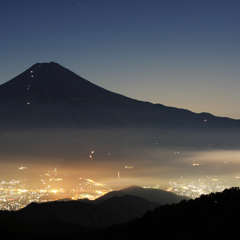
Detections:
[5, 193, 159, 228]
[99, 187, 240, 239]
[94, 185, 189, 205]
[4, 186, 188, 229]
[1, 187, 240, 239]
[0, 62, 239, 130]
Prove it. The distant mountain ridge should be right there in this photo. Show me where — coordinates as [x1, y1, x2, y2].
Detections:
[94, 185, 189, 205]
[2, 186, 188, 228]
[0, 62, 239, 130]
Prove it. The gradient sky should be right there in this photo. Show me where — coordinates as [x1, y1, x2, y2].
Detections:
[1, 0, 240, 119]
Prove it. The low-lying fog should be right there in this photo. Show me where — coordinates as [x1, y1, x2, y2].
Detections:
[0, 128, 240, 190]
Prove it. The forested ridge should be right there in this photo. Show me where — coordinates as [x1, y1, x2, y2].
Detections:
[1, 187, 240, 239]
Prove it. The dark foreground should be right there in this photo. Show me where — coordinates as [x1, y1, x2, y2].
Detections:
[1, 187, 240, 239]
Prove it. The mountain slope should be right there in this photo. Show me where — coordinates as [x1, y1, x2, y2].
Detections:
[1, 188, 240, 239]
[94, 185, 189, 205]
[2, 186, 187, 228]
[99, 187, 240, 239]
[0, 62, 239, 130]
[6, 194, 159, 228]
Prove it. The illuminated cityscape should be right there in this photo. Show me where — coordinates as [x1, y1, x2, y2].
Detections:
[0, 168, 112, 211]
[167, 178, 230, 199]
[1, 165, 239, 211]
[1, 153, 240, 211]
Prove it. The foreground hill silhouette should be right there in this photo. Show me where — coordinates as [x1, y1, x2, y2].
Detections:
[104, 187, 240, 239]
[0, 62, 239, 130]
[2, 186, 187, 228]
[8, 195, 158, 228]
[1, 187, 240, 239]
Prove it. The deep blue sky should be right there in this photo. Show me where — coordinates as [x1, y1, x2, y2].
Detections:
[1, 0, 240, 119]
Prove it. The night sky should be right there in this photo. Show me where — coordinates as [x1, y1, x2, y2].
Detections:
[1, 0, 240, 119]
